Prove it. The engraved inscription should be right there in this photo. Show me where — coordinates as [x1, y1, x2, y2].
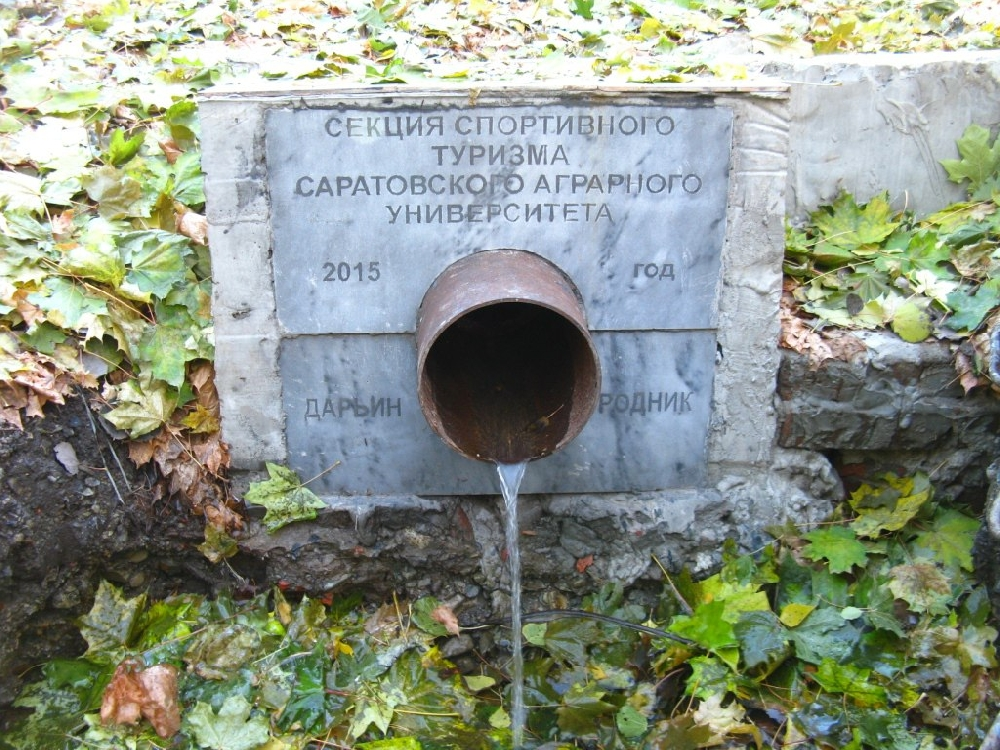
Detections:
[265, 103, 731, 333]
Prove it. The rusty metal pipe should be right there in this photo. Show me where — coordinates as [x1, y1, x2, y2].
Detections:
[416, 249, 601, 464]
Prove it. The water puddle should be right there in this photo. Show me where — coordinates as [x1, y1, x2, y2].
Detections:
[496, 460, 528, 748]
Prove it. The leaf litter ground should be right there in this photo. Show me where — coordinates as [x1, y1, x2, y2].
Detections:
[4, 472, 998, 749]
[3, 1, 1000, 748]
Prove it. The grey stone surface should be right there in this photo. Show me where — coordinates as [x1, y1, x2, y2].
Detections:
[281, 331, 716, 494]
[201, 83, 791, 494]
[265, 103, 731, 334]
[777, 51, 1000, 218]
[777, 331, 1000, 504]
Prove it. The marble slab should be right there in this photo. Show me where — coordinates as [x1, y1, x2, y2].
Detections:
[280, 331, 716, 495]
[265, 103, 732, 334]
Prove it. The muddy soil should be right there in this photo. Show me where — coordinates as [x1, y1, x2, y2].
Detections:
[0, 396, 257, 708]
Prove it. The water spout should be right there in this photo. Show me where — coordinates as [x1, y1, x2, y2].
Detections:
[497, 461, 528, 747]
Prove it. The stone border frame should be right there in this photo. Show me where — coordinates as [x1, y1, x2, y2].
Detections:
[200, 82, 790, 493]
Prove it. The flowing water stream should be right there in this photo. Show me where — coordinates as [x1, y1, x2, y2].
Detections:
[496, 461, 528, 748]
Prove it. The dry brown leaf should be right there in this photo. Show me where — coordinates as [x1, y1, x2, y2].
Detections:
[431, 604, 461, 635]
[14, 366, 68, 404]
[127, 437, 158, 466]
[205, 501, 244, 532]
[100, 661, 145, 727]
[193, 432, 228, 475]
[954, 350, 982, 394]
[188, 361, 216, 395]
[779, 304, 834, 368]
[824, 331, 868, 362]
[159, 139, 182, 164]
[100, 660, 180, 738]
[136, 665, 181, 738]
[176, 210, 208, 245]
[51, 209, 75, 238]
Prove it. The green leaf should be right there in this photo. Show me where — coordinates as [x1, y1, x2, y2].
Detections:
[358, 738, 424, 750]
[103, 376, 178, 437]
[27, 276, 108, 331]
[184, 623, 262, 681]
[803, 525, 868, 573]
[646, 712, 714, 750]
[523, 622, 547, 647]
[244, 463, 326, 533]
[0, 170, 44, 214]
[198, 524, 238, 564]
[734, 610, 790, 671]
[78, 581, 147, 657]
[912, 508, 980, 572]
[350, 690, 397, 739]
[788, 608, 860, 665]
[670, 600, 738, 655]
[119, 230, 193, 299]
[849, 473, 932, 538]
[812, 191, 900, 251]
[779, 602, 815, 627]
[186, 694, 270, 750]
[812, 657, 888, 707]
[105, 129, 145, 167]
[277, 645, 332, 735]
[59, 238, 127, 288]
[7, 677, 93, 749]
[571, 0, 595, 18]
[20, 322, 67, 355]
[616, 704, 649, 738]
[556, 682, 615, 735]
[410, 596, 450, 637]
[537, 617, 601, 666]
[940, 124, 1000, 194]
[943, 280, 1000, 333]
[144, 149, 206, 207]
[463, 674, 496, 692]
[891, 300, 933, 342]
[137, 312, 194, 387]
[82, 165, 144, 219]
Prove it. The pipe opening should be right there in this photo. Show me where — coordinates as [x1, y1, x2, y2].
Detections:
[423, 302, 596, 463]
[416, 250, 601, 464]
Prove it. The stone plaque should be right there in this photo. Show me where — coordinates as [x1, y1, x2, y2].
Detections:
[265, 103, 732, 334]
[281, 331, 716, 495]
[217, 93, 740, 495]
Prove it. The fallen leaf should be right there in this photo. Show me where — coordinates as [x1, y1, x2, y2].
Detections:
[137, 665, 182, 738]
[159, 139, 183, 164]
[100, 660, 181, 739]
[431, 604, 461, 635]
[779, 301, 834, 368]
[100, 660, 145, 727]
[51, 209, 75, 238]
[954, 350, 982, 394]
[177, 209, 208, 245]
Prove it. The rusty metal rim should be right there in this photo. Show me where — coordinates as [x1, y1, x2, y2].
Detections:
[415, 249, 601, 463]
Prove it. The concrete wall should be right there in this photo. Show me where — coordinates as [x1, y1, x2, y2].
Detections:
[777, 51, 1000, 218]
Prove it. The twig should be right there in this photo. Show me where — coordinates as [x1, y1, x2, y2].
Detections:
[461, 608, 696, 646]
[78, 388, 128, 504]
[302, 460, 342, 487]
[652, 554, 694, 615]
